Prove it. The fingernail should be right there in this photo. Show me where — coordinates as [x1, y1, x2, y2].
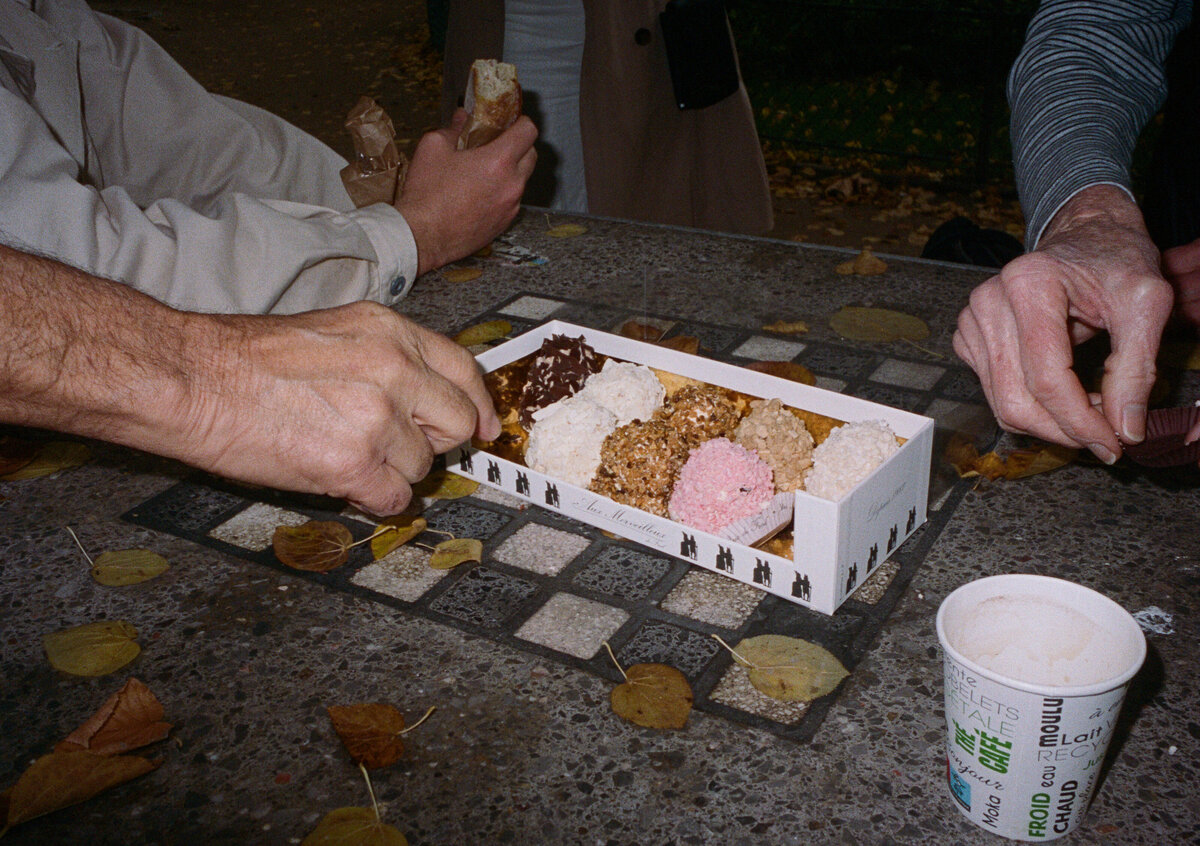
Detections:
[1089, 443, 1118, 465]
[1122, 404, 1146, 443]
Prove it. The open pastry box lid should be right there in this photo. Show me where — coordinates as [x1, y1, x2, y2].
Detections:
[449, 320, 935, 615]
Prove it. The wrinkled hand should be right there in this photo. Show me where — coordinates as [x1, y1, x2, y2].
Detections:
[396, 110, 538, 276]
[953, 186, 1174, 463]
[1163, 236, 1200, 328]
[179, 302, 500, 515]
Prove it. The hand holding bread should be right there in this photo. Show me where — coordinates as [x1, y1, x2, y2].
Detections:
[457, 59, 523, 150]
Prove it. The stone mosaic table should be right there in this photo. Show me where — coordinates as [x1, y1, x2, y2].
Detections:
[2, 211, 1198, 845]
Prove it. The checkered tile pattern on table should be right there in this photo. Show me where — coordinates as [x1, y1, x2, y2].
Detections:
[122, 293, 984, 743]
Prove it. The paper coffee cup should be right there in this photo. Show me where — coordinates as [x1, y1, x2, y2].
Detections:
[936, 574, 1146, 841]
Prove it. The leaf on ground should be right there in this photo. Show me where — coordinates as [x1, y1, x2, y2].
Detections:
[1, 442, 92, 481]
[453, 320, 511, 347]
[835, 247, 888, 276]
[327, 704, 408, 769]
[371, 517, 427, 560]
[411, 470, 478, 500]
[744, 360, 816, 385]
[91, 549, 169, 586]
[617, 320, 665, 342]
[1, 750, 157, 830]
[544, 223, 587, 238]
[56, 678, 171, 756]
[442, 266, 482, 284]
[610, 664, 693, 729]
[829, 306, 929, 343]
[732, 635, 849, 702]
[301, 806, 408, 846]
[272, 521, 354, 573]
[43, 621, 140, 677]
[945, 435, 1075, 480]
[655, 335, 700, 355]
[0, 436, 39, 476]
[428, 538, 482, 570]
[762, 320, 809, 335]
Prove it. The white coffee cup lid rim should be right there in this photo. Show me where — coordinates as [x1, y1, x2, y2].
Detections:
[936, 573, 1147, 697]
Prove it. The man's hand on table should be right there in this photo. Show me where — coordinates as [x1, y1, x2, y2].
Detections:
[396, 110, 538, 277]
[953, 185, 1175, 464]
[179, 302, 501, 515]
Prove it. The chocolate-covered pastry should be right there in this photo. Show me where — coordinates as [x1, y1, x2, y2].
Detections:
[517, 334, 603, 427]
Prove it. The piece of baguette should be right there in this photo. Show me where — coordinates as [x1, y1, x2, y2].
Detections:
[457, 59, 522, 150]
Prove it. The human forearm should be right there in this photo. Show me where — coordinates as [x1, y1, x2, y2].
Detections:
[1008, 0, 1187, 247]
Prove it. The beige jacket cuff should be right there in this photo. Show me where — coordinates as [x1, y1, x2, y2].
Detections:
[349, 203, 419, 303]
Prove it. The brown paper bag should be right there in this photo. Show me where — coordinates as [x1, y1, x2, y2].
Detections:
[339, 96, 409, 207]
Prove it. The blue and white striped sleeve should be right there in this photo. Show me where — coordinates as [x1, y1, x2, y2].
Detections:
[1009, 0, 1192, 248]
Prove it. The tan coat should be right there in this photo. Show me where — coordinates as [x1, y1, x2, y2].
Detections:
[442, 0, 774, 235]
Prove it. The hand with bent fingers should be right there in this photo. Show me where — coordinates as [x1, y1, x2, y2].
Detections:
[183, 302, 501, 515]
[396, 110, 538, 276]
[953, 185, 1175, 464]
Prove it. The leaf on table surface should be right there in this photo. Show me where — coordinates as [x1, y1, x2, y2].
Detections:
[829, 306, 929, 343]
[762, 320, 809, 335]
[327, 704, 409, 769]
[301, 806, 408, 846]
[544, 223, 587, 238]
[272, 521, 354, 573]
[610, 664, 694, 730]
[724, 634, 848, 702]
[428, 538, 482, 570]
[617, 320, 666, 342]
[655, 335, 700, 355]
[56, 678, 171, 756]
[43, 621, 140, 677]
[1159, 340, 1200, 370]
[91, 549, 169, 586]
[744, 360, 816, 386]
[1, 442, 92, 481]
[0, 436, 39, 476]
[1, 749, 157, 831]
[453, 320, 511, 347]
[371, 516, 427, 560]
[441, 266, 482, 284]
[834, 247, 888, 276]
[411, 470, 478, 500]
[945, 435, 1075, 480]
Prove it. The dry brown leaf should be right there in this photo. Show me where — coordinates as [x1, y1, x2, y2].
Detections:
[428, 538, 482, 570]
[43, 621, 140, 677]
[945, 436, 1075, 480]
[441, 266, 483, 284]
[618, 320, 666, 342]
[302, 806, 408, 846]
[410, 470, 478, 500]
[730, 635, 848, 702]
[544, 223, 587, 238]
[1003, 445, 1077, 479]
[371, 516, 427, 560]
[656, 335, 700, 355]
[1, 441, 92, 481]
[744, 360, 816, 386]
[91, 549, 169, 586]
[1, 750, 156, 831]
[272, 521, 354, 573]
[610, 663, 693, 730]
[829, 306, 929, 343]
[835, 247, 888, 276]
[327, 704, 408, 769]
[0, 436, 39, 476]
[56, 678, 171, 756]
[762, 320, 809, 335]
[453, 320, 511, 347]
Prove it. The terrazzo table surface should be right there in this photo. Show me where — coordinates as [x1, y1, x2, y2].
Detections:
[2, 211, 1198, 845]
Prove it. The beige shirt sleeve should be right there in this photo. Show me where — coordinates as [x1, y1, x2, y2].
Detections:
[0, 0, 417, 315]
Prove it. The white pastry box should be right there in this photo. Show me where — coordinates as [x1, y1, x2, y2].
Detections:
[449, 320, 934, 615]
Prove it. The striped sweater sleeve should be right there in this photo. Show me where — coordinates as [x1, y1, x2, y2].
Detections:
[1009, 0, 1192, 247]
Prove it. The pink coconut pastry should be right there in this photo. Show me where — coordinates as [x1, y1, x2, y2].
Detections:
[667, 438, 775, 534]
